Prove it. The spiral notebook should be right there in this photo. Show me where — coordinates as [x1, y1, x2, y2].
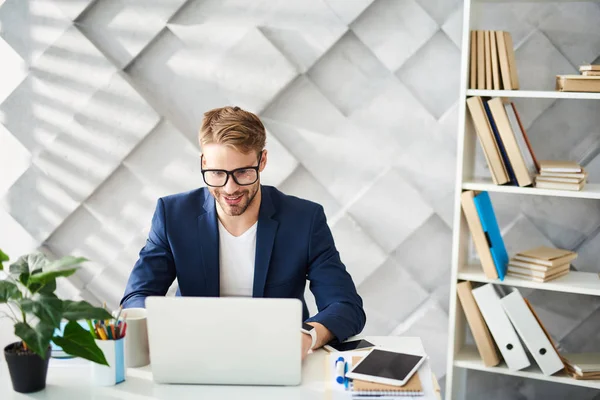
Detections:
[351, 356, 424, 396]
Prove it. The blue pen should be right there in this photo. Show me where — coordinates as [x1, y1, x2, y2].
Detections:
[344, 361, 349, 389]
[335, 357, 345, 384]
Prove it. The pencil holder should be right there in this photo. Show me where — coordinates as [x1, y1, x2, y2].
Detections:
[91, 338, 126, 386]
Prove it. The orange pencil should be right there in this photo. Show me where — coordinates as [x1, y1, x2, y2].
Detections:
[120, 322, 127, 338]
[110, 324, 116, 339]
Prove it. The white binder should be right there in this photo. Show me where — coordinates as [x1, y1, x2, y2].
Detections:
[471, 284, 530, 370]
[500, 290, 564, 375]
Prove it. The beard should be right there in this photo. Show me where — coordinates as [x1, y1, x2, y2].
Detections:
[212, 182, 260, 217]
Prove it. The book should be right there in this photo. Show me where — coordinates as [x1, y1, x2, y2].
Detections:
[473, 191, 508, 280]
[507, 263, 570, 279]
[505, 103, 538, 178]
[507, 268, 569, 282]
[556, 75, 600, 93]
[351, 356, 423, 396]
[490, 30, 500, 90]
[582, 70, 600, 77]
[539, 170, 587, 180]
[470, 31, 477, 89]
[561, 353, 600, 375]
[483, 100, 517, 185]
[511, 102, 540, 173]
[579, 64, 600, 72]
[539, 160, 582, 173]
[461, 191, 498, 279]
[495, 31, 512, 90]
[508, 259, 571, 272]
[503, 32, 520, 89]
[535, 180, 585, 191]
[477, 31, 485, 89]
[514, 246, 577, 267]
[485, 31, 492, 90]
[488, 97, 533, 186]
[456, 281, 501, 367]
[535, 175, 585, 184]
[466, 97, 510, 185]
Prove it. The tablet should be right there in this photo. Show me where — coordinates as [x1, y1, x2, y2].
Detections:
[346, 348, 427, 386]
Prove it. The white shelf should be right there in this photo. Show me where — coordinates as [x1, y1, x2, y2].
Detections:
[462, 179, 600, 200]
[457, 265, 600, 296]
[466, 89, 600, 100]
[454, 346, 600, 390]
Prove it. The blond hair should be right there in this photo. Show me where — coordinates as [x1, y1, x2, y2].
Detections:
[199, 106, 266, 155]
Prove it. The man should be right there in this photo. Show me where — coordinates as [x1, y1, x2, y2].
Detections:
[121, 106, 366, 359]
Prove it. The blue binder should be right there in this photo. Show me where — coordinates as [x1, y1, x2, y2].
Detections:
[473, 191, 508, 280]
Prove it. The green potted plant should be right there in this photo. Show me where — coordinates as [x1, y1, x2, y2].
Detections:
[0, 248, 113, 393]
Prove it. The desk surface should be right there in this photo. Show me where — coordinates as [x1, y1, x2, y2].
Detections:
[1, 336, 441, 400]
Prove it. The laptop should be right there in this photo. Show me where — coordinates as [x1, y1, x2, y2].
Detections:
[145, 296, 303, 386]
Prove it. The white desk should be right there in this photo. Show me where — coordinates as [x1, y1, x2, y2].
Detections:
[1, 336, 441, 399]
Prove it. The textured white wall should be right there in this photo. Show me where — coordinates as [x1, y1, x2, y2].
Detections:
[1, 1, 600, 398]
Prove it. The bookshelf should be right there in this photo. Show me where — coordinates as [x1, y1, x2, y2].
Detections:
[445, 1, 600, 399]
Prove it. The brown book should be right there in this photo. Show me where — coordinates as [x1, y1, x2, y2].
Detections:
[484, 31, 492, 90]
[507, 268, 569, 282]
[511, 103, 540, 172]
[536, 175, 585, 184]
[487, 98, 533, 186]
[495, 31, 512, 90]
[535, 180, 585, 191]
[539, 169, 587, 179]
[514, 246, 577, 267]
[470, 31, 477, 89]
[579, 64, 600, 72]
[466, 97, 509, 184]
[461, 191, 498, 279]
[456, 281, 501, 367]
[539, 160, 582, 173]
[351, 356, 423, 394]
[556, 75, 600, 92]
[477, 31, 485, 90]
[490, 30, 500, 90]
[582, 70, 600, 76]
[504, 32, 520, 89]
[508, 259, 571, 272]
[507, 263, 570, 279]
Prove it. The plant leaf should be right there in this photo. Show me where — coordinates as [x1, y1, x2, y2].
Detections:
[52, 321, 108, 366]
[0, 248, 8, 270]
[0, 280, 20, 303]
[62, 300, 112, 321]
[10, 253, 49, 276]
[20, 295, 64, 328]
[35, 279, 57, 295]
[28, 266, 78, 286]
[43, 256, 88, 271]
[14, 321, 54, 359]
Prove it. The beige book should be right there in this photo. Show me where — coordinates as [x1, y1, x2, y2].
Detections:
[536, 175, 584, 184]
[539, 160, 582, 173]
[582, 70, 600, 76]
[535, 180, 585, 191]
[490, 30, 500, 90]
[539, 169, 587, 179]
[514, 246, 577, 267]
[470, 31, 477, 89]
[456, 281, 501, 367]
[466, 97, 509, 184]
[461, 191, 499, 279]
[477, 31, 485, 90]
[495, 31, 512, 90]
[484, 31, 492, 90]
[507, 263, 569, 278]
[504, 32, 520, 89]
[507, 268, 569, 282]
[487, 98, 533, 186]
[561, 353, 600, 374]
[508, 259, 571, 272]
[556, 75, 600, 93]
[579, 64, 600, 72]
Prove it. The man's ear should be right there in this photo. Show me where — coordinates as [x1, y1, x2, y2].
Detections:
[260, 150, 268, 172]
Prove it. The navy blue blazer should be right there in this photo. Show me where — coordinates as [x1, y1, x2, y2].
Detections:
[121, 186, 366, 342]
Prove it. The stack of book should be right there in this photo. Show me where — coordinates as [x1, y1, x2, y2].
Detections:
[556, 64, 600, 92]
[562, 353, 600, 380]
[507, 246, 577, 282]
[535, 160, 587, 191]
[466, 96, 538, 186]
[469, 30, 519, 90]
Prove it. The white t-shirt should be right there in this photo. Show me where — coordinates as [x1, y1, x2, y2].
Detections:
[218, 220, 258, 297]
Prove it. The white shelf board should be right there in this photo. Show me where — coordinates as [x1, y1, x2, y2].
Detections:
[458, 265, 600, 296]
[454, 346, 600, 390]
[462, 179, 600, 200]
[466, 89, 600, 100]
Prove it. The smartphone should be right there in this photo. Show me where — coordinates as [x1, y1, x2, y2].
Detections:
[323, 339, 375, 352]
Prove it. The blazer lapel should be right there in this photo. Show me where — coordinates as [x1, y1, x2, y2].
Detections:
[198, 192, 220, 297]
[253, 187, 279, 298]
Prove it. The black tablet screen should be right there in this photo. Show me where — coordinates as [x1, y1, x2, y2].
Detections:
[352, 349, 423, 381]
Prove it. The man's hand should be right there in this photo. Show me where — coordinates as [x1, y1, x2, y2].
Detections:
[302, 322, 334, 360]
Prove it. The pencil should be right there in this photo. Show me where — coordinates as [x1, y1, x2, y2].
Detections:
[121, 322, 127, 338]
[86, 320, 98, 339]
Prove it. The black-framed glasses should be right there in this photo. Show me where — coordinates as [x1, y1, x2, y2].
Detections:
[200, 153, 262, 187]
